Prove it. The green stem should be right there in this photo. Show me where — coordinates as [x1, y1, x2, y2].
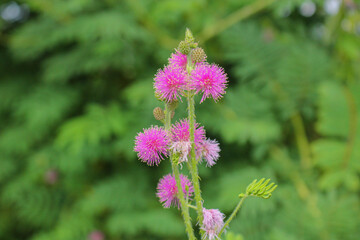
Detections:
[188, 204, 198, 210]
[219, 195, 248, 237]
[165, 104, 196, 240]
[187, 94, 205, 237]
[186, 47, 204, 237]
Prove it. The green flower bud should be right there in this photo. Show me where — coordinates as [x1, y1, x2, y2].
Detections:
[185, 28, 195, 44]
[191, 47, 207, 64]
[177, 41, 191, 55]
[153, 107, 165, 121]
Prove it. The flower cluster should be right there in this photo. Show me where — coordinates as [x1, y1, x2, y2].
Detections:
[133, 29, 231, 240]
[154, 46, 227, 103]
[134, 119, 220, 167]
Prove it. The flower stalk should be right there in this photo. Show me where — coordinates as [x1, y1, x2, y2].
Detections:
[186, 51, 205, 237]
[133, 29, 276, 240]
[219, 194, 248, 237]
[164, 104, 196, 240]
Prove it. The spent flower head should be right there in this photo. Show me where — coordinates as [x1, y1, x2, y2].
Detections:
[198, 139, 220, 167]
[134, 126, 169, 166]
[156, 174, 194, 208]
[202, 208, 225, 240]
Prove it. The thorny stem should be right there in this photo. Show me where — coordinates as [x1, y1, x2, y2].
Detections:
[187, 93, 205, 238]
[164, 104, 196, 240]
[185, 49, 205, 238]
[219, 195, 248, 237]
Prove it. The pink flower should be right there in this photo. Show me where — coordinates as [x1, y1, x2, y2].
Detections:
[169, 51, 188, 70]
[134, 126, 169, 166]
[88, 230, 105, 240]
[170, 119, 206, 162]
[198, 139, 220, 167]
[171, 119, 206, 149]
[154, 65, 187, 102]
[190, 64, 228, 103]
[156, 174, 194, 208]
[202, 208, 225, 240]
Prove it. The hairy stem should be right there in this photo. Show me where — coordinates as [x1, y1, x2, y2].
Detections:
[165, 104, 196, 240]
[219, 195, 248, 237]
[185, 47, 205, 238]
[188, 204, 198, 210]
[187, 94, 205, 237]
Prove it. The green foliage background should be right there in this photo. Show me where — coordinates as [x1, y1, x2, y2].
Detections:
[0, 0, 359, 239]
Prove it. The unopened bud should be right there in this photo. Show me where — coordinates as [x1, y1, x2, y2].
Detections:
[191, 47, 207, 63]
[177, 41, 191, 55]
[153, 107, 165, 121]
[171, 110, 175, 119]
[185, 28, 195, 44]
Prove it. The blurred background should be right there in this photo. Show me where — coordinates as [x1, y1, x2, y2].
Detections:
[0, 0, 360, 239]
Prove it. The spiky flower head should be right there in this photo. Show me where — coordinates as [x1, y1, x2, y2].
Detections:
[190, 64, 228, 103]
[198, 139, 220, 167]
[153, 107, 165, 121]
[202, 208, 225, 240]
[156, 174, 194, 208]
[170, 119, 206, 163]
[134, 126, 169, 166]
[171, 119, 205, 147]
[169, 51, 188, 70]
[154, 65, 187, 102]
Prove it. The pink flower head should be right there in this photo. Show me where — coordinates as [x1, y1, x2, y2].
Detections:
[88, 230, 105, 240]
[171, 119, 206, 149]
[134, 126, 169, 166]
[202, 208, 225, 240]
[154, 65, 187, 102]
[169, 51, 188, 70]
[170, 119, 206, 162]
[156, 174, 194, 208]
[198, 139, 220, 167]
[190, 64, 228, 103]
